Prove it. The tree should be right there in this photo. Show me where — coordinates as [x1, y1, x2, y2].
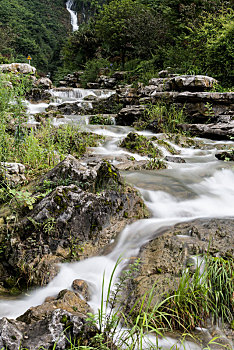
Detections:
[95, 0, 164, 67]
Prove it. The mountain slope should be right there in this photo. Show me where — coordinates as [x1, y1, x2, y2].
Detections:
[0, 0, 71, 72]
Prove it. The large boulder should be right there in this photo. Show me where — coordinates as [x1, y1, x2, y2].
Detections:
[125, 217, 234, 313]
[47, 101, 87, 115]
[34, 77, 53, 90]
[0, 63, 36, 75]
[116, 105, 147, 125]
[179, 119, 234, 140]
[169, 75, 217, 92]
[0, 290, 93, 350]
[0, 156, 147, 290]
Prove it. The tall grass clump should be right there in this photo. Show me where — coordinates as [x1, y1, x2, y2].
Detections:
[131, 255, 233, 334]
[63, 255, 233, 349]
[134, 102, 187, 134]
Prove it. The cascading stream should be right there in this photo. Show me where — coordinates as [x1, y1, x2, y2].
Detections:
[66, 0, 79, 31]
[2, 88, 234, 349]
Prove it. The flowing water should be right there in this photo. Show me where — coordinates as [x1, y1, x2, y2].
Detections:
[66, 0, 79, 31]
[1, 89, 233, 349]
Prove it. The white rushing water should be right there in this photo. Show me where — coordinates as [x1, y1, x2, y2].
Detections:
[66, 0, 79, 31]
[2, 88, 234, 349]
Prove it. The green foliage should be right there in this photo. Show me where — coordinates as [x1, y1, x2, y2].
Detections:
[134, 103, 187, 134]
[95, 0, 164, 67]
[0, 74, 104, 178]
[131, 256, 233, 333]
[80, 58, 111, 87]
[120, 132, 163, 158]
[0, 0, 69, 73]
[181, 8, 234, 85]
[89, 115, 114, 125]
[62, 20, 101, 71]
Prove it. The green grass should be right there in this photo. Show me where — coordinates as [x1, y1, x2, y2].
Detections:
[134, 102, 187, 134]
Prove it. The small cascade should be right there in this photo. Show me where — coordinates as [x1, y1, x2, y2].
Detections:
[66, 0, 79, 31]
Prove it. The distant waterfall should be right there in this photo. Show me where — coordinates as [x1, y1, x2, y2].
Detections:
[66, 0, 79, 31]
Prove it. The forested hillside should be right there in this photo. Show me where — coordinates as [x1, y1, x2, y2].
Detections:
[0, 0, 70, 72]
[0, 0, 233, 85]
[63, 0, 233, 86]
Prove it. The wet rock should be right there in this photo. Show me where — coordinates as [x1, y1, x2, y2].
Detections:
[0, 162, 26, 185]
[58, 71, 83, 88]
[83, 94, 98, 101]
[18, 289, 90, 324]
[98, 75, 117, 89]
[115, 160, 148, 171]
[1, 156, 146, 288]
[27, 88, 52, 102]
[86, 82, 100, 89]
[0, 306, 92, 350]
[34, 110, 64, 125]
[89, 114, 115, 125]
[34, 77, 53, 90]
[116, 105, 147, 125]
[47, 101, 87, 115]
[164, 156, 186, 163]
[0, 63, 36, 75]
[179, 120, 234, 140]
[119, 132, 162, 157]
[72, 279, 90, 301]
[126, 218, 234, 310]
[215, 150, 234, 161]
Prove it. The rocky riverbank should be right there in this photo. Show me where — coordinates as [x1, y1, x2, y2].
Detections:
[0, 65, 233, 350]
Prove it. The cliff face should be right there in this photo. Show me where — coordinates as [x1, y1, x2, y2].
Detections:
[0, 0, 71, 72]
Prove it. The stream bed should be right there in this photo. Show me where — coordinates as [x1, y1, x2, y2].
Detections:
[1, 88, 233, 349]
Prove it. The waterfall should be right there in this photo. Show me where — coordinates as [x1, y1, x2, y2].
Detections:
[66, 0, 79, 31]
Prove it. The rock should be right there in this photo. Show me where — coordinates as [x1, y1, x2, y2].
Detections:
[0, 307, 91, 350]
[215, 150, 234, 161]
[125, 217, 234, 310]
[47, 101, 87, 115]
[83, 94, 98, 101]
[98, 75, 117, 89]
[164, 156, 186, 163]
[119, 132, 162, 157]
[0, 318, 24, 350]
[34, 111, 64, 125]
[116, 105, 147, 125]
[169, 75, 217, 92]
[0, 162, 26, 185]
[111, 71, 127, 81]
[115, 160, 149, 171]
[27, 88, 52, 102]
[0, 63, 36, 75]
[18, 289, 90, 324]
[1, 156, 146, 288]
[116, 86, 139, 105]
[34, 77, 53, 90]
[39, 154, 97, 191]
[86, 82, 100, 89]
[58, 71, 83, 88]
[179, 120, 234, 140]
[158, 69, 170, 78]
[91, 93, 122, 114]
[146, 78, 171, 92]
[72, 279, 90, 301]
